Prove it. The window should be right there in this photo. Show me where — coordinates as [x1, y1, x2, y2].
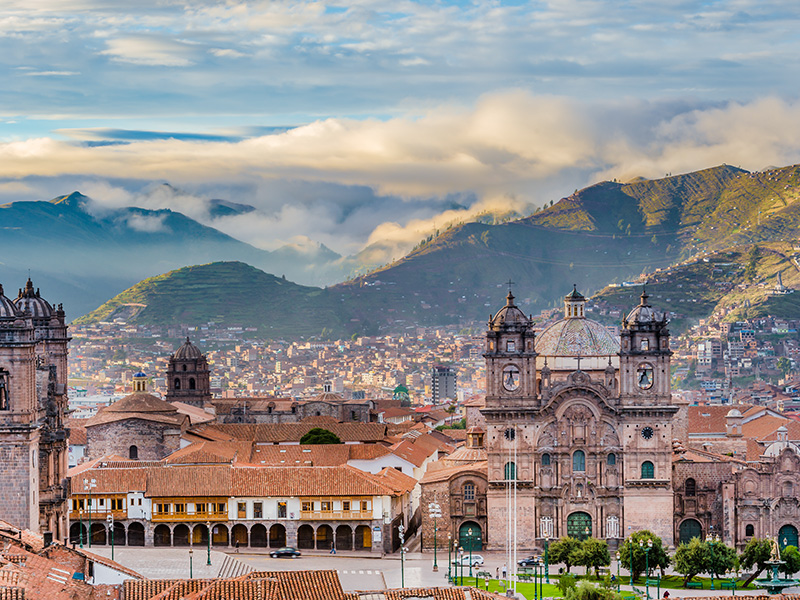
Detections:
[685, 478, 696, 496]
[189, 378, 196, 390]
[506, 341, 516, 352]
[641, 339, 649, 351]
[182, 364, 187, 372]
[129, 445, 138, 460]
[573, 450, 586, 472]
[175, 503, 186, 514]
[130, 498, 134, 506]
[342, 501, 350, 512]
[195, 503, 208, 514]
[302, 501, 313, 512]
[99, 498, 105, 506]
[504, 462, 516, 480]
[111, 498, 124, 511]
[607, 453, 616, 466]
[174, 378, 181, 390]
[72, 499, 85, 511]
[746, 524, 755, 537]
[0, 370, 9, 410]
[641, 461, 655, 479]
[321, 501, 332, 512]
[214, 502, 226, 514]
[361, 500, 370, 511]
[541, 453, 551, 466]
[238, 502, 247, 519]
[156, 503, 169, 514]
[464, 483, 475, 501]
[278, 502, 287, 518]
[253, 502, 262, 518]
[351, 410, 359, 421]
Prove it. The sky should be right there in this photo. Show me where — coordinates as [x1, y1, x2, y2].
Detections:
[4, 0, 800, 261]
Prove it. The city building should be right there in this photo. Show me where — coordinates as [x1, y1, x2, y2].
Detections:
[431, 365, 457, 403]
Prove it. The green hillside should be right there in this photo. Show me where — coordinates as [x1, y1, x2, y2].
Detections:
[74, 262, 347, 338]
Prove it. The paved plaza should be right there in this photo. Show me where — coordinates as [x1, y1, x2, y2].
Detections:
[86, 547, 796, 596]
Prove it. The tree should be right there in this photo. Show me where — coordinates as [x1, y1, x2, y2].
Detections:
[777, 357, 792, 379]
[707, 539, 737, 580]
[299, 428, 342, 444]
[557, 573, 577, 597]
[674, 538, 709, 585]
[550, 536, 583, 573]
[574, 537, 611, 578]
[740, 538, 773, 586]
[780, 545, 800, 577]
[618, 530, 670, 581]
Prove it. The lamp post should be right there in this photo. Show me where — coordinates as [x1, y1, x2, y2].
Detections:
[106, 515, 114, 561]
[83, 478, 96, 548]
[707, 531, 716, 590]
[630, 537, 635, 586]
[645, 539, 653, 599]
[78, 502, 84, 548]
[616, 551, 621, 592]
[468, 527, 474, 579]
[458, 546, 464, 586]
[428, 502, 441, 572]
[399, 524, 406, 588]
[189, 548, 194, 579]
[447, 534, 452, 581]
[207, 521, 212, 566]
[545, 535, 551, 584]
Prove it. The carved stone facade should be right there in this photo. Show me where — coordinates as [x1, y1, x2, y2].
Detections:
[0, 279, 69, 540]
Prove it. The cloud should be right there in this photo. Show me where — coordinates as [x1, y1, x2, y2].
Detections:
[121, 212, 169, 233]
[4, 92, 800, 263]
[100, 36, 196, 66]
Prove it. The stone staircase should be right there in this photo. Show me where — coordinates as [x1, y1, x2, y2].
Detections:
[217, 554, 255, 579]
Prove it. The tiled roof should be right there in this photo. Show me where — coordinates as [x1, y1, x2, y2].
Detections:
[233, 465, 410, 497]
[170, 402, 216, 425]
[687, 405, 752, 435]
[190, 423, 388, 443]
[347, 445, 392, 460]
[68, 466, 149, 494]
[372, 467, 418, 495]
[164, 441, 252, 465]
[249, 445, 350, 467]
[249, 570, 346, 600]
[421, 462, 487, 484]
[390, 440, 433, 468]
[147, 465, 233, 497]
[536, 316, 620, 356]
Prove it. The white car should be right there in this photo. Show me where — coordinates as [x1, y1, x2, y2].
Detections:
[451, 554, 484, 567]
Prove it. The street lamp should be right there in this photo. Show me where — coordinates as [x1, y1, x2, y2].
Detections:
[207, 521, 212, 566]
[83, 478, 96, 548]
[189, 548, 194, 579]
[106, 515, 114, 561]
[584, 526, 590, 541]
[428, 502, 441, 572]
[468, 527, 474, 579]
[78, 500, 84, 548]
[545, 535, 551, 584]
[458, 545, 464, 586]
[644, 539, 653, 599]
[707, 530, 717, 590]
[399, 524, 406, 588]
[630, 537, 635, 586]
[447, 534, 452, 581]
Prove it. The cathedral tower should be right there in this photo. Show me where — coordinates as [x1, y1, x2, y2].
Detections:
[166, 338, 212, 408]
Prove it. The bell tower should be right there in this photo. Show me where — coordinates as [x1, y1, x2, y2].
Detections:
[166, 338, 212, 408]
[619, 288, 676, 546]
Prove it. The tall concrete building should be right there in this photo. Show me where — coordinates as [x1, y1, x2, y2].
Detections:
[0, 279, 70, 539]
[431, 365, 456, 403]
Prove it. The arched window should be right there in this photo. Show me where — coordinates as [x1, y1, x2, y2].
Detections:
[182, 364, 187, 371]
[464, 482, 475, 501]
[189, 378, 196, 390]
[504, 462, 516, 480]
[685, 478, 696, 496]
[783, 481, 794, 497]
[129, 445, 138, 460]
[541, 453, 551, 466]
[641, 339, 649, 351]
[607, 453, 616, 466]
[174, 378, 181, 390]
[0, 370, 9, 410]
[745, 524, 755, 537]
[641, 461, 654, 479]
[573, 450, 586, 472]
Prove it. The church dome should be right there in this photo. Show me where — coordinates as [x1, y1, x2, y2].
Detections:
[489, 291, 531, 330]
[174, 338, 202, 359]
[14, 279, 54, 319]
[536, 317, 620, 356]
[726, 408, 742, 418]
[0, 284, 20, 319]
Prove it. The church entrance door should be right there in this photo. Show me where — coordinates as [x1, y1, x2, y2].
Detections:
[567, 512, 592, 540]
[780, 524, 799, 549]
[679, 519, 702, 544]
[459, 521, 482, 551]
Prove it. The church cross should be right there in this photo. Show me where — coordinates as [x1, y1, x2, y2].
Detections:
[575, 354, 583, 371]
[506, 279, 515, 289]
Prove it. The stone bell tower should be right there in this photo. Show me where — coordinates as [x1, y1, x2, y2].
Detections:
[166, 338, 212, 408]
[619, 289, 677, 546]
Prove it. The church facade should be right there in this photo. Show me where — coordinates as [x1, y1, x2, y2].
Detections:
[0, 279, 70, 540]
[482, 286, 677, 550]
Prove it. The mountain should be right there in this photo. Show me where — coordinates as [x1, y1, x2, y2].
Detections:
[75, 262, 347, 338]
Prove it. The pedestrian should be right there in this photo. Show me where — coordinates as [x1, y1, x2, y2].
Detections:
[330, 543, 336, 554]
[235, 540, 240, 553]
[496, 566, 500, 579]
[502, 563, 507, 579]
[663, 592, 669, 599]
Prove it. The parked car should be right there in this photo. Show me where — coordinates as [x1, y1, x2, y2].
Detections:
[518, 556, 540, 566]
[451, 554, 484, 567]
[270, 547, 301, 558]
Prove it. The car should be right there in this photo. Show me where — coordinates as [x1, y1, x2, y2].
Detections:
[451, 554, 484, 567]
[270, 547, 301, 558]
[518, 556, 540, 567]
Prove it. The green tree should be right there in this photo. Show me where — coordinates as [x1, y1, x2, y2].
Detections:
[574, 537, 611, 578]
[550, 536, 583, 573]
[674, 537, 709, 585]
[299, 428, 342, 444]
[777, 357, 792, 379]
[780, 545, 800, 577]
[707, 539, 737, 580]
[618, 530, 670, 581]
[566, 580, 622, 600]
[739, 538, 773, 586]
[557, 573, 577, 597]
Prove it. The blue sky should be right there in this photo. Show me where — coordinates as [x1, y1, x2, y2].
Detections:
[3, 0, 800, 260]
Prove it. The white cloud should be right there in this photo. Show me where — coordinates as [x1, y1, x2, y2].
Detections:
[209, 48, 245, 58]
[100, 36, 196, 66]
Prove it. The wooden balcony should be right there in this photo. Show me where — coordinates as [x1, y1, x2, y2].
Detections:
[299, 510, 373, 521]
[69, 508, 127, 522]
[151, 497, 228, 522]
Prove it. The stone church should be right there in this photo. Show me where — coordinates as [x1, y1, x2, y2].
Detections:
[0, 279, 70, 540]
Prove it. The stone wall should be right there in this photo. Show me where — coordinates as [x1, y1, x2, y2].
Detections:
[87, 419, 180, 461]
[0, 426, 39, 531]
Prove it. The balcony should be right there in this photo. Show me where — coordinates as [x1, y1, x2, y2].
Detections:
[69, 507, 127, 521]
[299, 510, 373, 521]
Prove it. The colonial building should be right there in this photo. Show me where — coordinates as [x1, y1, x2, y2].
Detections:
[165, 338, 212, 408]
[0, 279, 70, 540]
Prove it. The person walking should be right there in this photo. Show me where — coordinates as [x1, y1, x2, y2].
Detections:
[496, 566, 500, 579]
[502, 564, 507, 579]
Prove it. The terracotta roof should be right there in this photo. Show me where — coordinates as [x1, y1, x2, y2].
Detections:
[171, 402, 216, 425]
[371, 467, 418, 495]
[147, 465, 232, 497]
[189, 423, 388, 443]
[347, 445, 392, 460]
[68, 466, 149, 495]
[249, 570, 346, 600]
[390, 439, 433, 468]
[164, 441, 252, 465]
[443, 445, 488, 464]
[249, 445, 350, 467]
[67, 421, 87, 445]
[421, 462, 487, 484]
[687, 405, 752, 435]
[232, 465, 409, 497]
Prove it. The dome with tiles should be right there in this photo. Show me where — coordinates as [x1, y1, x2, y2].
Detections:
[535, 286, 620, 357]
[488, 290, 531, 331]
[13, 279, 53, 319]
[0, 284, 20, 319]
[174, 337, 203, 359]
